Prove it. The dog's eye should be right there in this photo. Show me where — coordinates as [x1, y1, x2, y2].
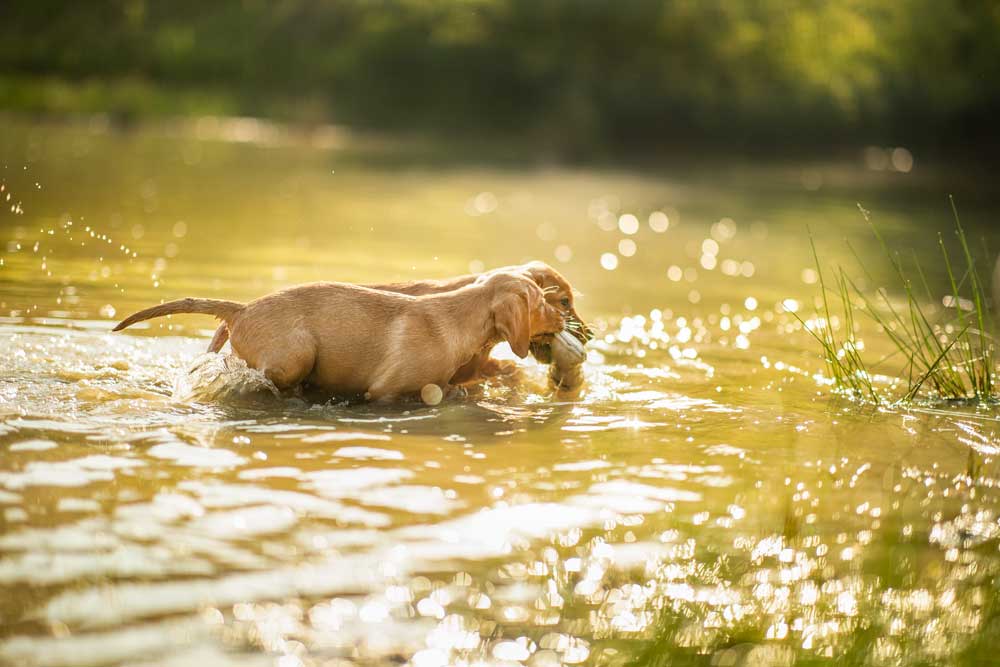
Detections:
[560, 297, 570, 308]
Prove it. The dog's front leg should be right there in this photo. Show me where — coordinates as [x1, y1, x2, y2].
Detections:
[477, 357, 519, 378]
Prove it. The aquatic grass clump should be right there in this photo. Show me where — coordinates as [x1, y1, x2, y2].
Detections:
[789, 235, 880, 403]
[799, 199, 996, 405]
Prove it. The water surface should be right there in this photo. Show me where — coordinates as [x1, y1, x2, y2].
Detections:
[1, 117, 999, 666]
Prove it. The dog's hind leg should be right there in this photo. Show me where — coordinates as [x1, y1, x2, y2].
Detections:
[230, 326, 316, 392]
[208, 324, 229, 353]
[257, 349, 315, 391]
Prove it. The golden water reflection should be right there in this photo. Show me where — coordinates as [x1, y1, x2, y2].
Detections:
[1, 119, 999, 666]
[2, 311, 997, 666]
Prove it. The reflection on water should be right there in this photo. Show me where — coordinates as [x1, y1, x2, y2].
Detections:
[1, 118, 999, 666]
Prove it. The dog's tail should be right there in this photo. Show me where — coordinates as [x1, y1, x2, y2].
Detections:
[112, 298, 245, 332]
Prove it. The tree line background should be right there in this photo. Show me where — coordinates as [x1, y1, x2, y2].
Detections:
[1, 0, 998, 155]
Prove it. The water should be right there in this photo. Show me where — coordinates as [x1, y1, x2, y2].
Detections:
[1, 116, 999, 666]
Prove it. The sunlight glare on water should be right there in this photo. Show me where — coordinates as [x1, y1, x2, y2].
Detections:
[1, 118, 999, 666]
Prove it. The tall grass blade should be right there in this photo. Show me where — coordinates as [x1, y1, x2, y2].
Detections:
[805, 201, 997, 405]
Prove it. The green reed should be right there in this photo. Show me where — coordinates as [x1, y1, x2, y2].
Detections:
[802, 201, 995, 405]
[787, 232, 879, 402]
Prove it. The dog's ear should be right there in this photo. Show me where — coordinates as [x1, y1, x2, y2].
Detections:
[521, 262, 553, 292]
[495, 289, 531, 358]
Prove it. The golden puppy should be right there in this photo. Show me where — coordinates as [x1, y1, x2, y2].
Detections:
[205, 261, 591, 380]
[114, 272, 565, 401]
[370, 261, 590, 382]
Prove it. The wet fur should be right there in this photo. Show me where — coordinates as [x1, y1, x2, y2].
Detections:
[114, 272, 565, 401]
[204, 262, 591, 381]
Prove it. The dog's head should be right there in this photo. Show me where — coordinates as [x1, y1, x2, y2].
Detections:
[518, 261, 591, 344]
[511, 261, 591, 364]
[487, 272, 565, 358]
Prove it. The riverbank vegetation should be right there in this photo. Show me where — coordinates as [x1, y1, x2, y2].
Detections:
[797, 199, 997, 405]
[3, 1, 999, 157]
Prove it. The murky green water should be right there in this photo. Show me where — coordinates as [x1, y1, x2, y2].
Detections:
[1, 117, 999, 667]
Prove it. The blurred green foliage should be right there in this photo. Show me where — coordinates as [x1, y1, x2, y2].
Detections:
[1, 0, 998, 153]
